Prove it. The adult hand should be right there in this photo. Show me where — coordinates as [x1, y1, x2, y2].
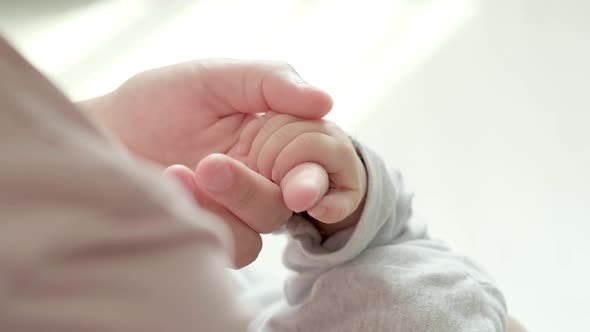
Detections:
[164, 155, 296, 268]
[83, 59, 332, 167]
[83, 59, 334, 268]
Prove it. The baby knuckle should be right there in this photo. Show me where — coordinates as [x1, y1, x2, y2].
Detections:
[295, 134, 315, 150]
[273, 125, 294, 142]
[256, 158, 269, 178]
[335, 141, 354, 159]
[259, 114, 289, 137]
[259, 119, 279, 137]
[329, 205, 347, 222]
[322, 120, 341, 134]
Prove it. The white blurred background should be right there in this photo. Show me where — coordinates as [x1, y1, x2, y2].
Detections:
[1, 1, 588, 331]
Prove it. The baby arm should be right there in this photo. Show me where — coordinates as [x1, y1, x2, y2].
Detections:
[237, 114, 507, 331]
[169, 111, 506, 331]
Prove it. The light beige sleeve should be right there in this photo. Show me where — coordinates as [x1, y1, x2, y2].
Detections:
[0, 37, 248, 332]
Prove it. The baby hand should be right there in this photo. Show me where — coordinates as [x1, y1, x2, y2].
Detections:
[237, 113, 367, 233]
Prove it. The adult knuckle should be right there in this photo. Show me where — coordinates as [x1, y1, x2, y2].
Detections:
[235, 181, 258, 207]
[235, 233, 262, 268]
[262, 210, 291, 234]
[257, 223, 274, 235]
[258, 216, 279, 234]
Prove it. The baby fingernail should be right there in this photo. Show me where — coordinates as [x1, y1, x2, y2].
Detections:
[309, 206, 326, 219]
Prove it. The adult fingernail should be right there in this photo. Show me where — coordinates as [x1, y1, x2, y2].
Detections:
[204, 159, 234, 193]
